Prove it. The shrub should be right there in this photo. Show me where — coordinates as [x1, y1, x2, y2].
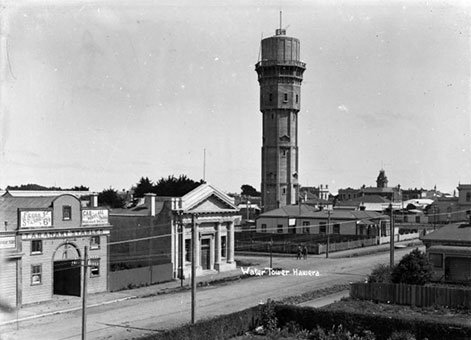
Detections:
[387, 330, 416, 340]
[391, 248, 433, 285]
[367, 264, 392, 283]
[261, 299, 278, 332]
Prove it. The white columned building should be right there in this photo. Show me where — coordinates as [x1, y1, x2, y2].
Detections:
[171, 183, 241, 278]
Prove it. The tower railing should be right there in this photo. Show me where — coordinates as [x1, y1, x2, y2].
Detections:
[255, 60, 306, 68]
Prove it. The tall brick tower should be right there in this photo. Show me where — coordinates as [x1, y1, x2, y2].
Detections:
[255, 22, 306, 212]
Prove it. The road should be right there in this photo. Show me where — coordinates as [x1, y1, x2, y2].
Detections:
[1, 247, 415, 340]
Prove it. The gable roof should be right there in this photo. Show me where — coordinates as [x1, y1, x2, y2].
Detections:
[181, 183, 238, 213]
[259, 205, 387, 220]
[2, 190, 92, 198]
[421, 223, 471, 243]
[0, 196, 56, 231]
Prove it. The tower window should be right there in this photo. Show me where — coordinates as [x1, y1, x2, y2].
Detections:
[283, 188, 286, 194]
[296, 94, 299, 103]
[283, 93, 288, 102]
[269, 93, 273, 102]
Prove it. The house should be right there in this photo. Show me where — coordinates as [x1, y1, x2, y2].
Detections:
[109, 183, 241, 286]
[0, 192, 111, 307]
[256, 204, 390, 238]
[427, 184, 471, 225]
[420, 221, 471, 283]
[335, 195, 393, 212]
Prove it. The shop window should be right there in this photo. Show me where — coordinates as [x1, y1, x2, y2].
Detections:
[185, 239, 191, 262]
[63, 206, 72, 221]
[277, 224, 283, 233]
[31, 240, 43, 254]
[415, 216, 421, 223]
[90, 259, 100, 277]
[333, 224, 340, 234]
[90, 236, 100, 250]
[319, 222, 326, 234]
[467, 192, 471, 202]
[261, 224, 267, 233]
[31, 265, 42, 285]
[429, 253, 442, 268]
[303, 221, 310, 234]
[221, 236, 227, 258]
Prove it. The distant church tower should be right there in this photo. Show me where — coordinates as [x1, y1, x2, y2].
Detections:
[256, 18, 306, 212]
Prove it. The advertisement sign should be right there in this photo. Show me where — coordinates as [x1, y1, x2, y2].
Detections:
[82, 209, 108, 225]
[20, 210, 52, 228]
[0, 236, 15, 249]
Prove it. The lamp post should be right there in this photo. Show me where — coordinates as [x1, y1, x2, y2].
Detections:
[178, 210, 184, 287]
[389, 203, 394, 268]
[326, 210, 331, 259]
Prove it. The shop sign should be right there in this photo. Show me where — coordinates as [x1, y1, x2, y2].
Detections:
[0, 236, 15, 249]
[82, 209, 108, 225]
[20, 210, 52, 228]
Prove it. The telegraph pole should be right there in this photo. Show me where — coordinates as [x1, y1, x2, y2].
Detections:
[326, 210, 331, 258]
[81, 246, 88, 340]
[389, 204, 395, 268]
[179, 211, 184, 287]
[191, 213, 197, 324]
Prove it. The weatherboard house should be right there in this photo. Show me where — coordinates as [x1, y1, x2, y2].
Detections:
[0, 192, 111, 307]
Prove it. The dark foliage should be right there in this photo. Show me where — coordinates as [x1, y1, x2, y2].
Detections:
[154, 175, 203, 197]
[367, 264, 392, 283]
[391, 248, 433, 285]
[241, 184, 261, 197]
[133, 177, 156, 198]
[98, 188, 125, 208]
[6, 184, 89, 191]
[133, 175, 203, 198]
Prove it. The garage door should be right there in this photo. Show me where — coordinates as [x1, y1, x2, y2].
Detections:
[0, 259, 17, 309]
[446, 257, 471, 282]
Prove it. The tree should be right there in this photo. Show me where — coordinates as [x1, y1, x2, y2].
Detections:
[154, 175, 203, 197]
[241, 184, 261, 197]
[98, 188, 125, 208]
[133, 177, 155, 198]
[367, 264, 392, 283]
[391, 248, 433, 285]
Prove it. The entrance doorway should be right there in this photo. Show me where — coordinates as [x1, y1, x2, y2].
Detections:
[53, 243, 81, 296]
[200, 238, 211, 270]
[53, 260, 81, 296]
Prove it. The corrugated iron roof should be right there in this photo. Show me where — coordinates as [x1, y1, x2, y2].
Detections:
[421, 223, 471, 243]
[0, 196, 56, 231]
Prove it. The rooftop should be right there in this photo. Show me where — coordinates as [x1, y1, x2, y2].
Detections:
[421, 223, 471, 243]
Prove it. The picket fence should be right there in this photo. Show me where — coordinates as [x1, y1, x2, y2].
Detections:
[350, 282, 471, 309]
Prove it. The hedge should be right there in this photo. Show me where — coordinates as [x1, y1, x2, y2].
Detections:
[275, 304, 471, 340]
[138, 305, 263, 340]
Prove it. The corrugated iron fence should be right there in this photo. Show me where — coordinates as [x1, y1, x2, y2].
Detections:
[350, 282, 471, 309]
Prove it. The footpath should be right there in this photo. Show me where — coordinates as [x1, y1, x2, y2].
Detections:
[0, 239, 423, 327]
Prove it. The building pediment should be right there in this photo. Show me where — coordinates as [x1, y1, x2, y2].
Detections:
[172, 183, 239, 213]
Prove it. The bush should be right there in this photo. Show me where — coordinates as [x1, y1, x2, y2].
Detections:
[387, 330, 416, 340]
[391, 248, 433, 285]
[261, 299, 278, 332]
[367, 264, 392, 283]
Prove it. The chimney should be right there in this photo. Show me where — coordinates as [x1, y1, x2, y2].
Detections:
[90, 193, 98, 208]
[145, 193, 156, 216]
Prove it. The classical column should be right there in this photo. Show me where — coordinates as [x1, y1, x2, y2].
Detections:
[215, 222, 222, 267]
[228, 221, 235, 263]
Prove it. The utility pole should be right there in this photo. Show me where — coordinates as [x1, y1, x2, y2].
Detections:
[179, 211, 184, 287]
[389, 204, 395, 268]
[81, 246, 88, 340]
[191, 213, 197, 324]
[326, 210, 331, 259]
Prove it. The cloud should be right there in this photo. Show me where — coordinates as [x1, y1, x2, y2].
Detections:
[338, 104, 349, 112]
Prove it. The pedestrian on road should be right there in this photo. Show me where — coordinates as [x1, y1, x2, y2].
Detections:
[302, 245, 308, 260]
[296, 245, 302, 260]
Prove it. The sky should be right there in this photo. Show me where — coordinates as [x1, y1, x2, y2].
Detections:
[1, 0, 470, 195]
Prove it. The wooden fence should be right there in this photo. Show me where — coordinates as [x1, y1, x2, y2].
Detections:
[350, 282, 471, 309]
[236, 237, 377, 255]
